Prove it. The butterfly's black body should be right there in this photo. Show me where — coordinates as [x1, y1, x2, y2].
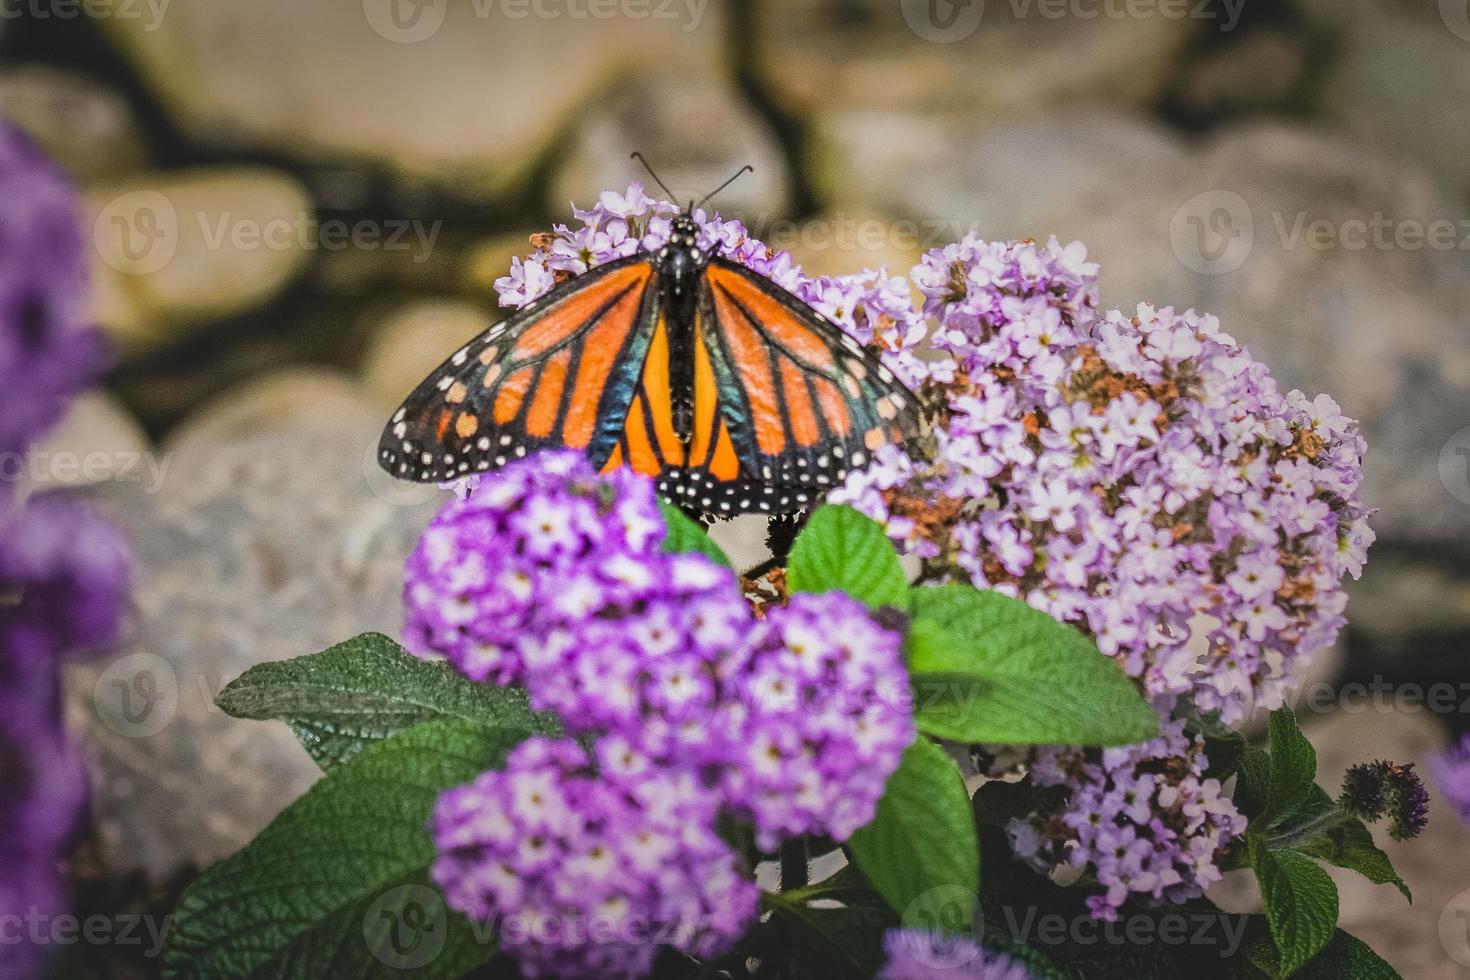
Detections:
[656, 213, 708, 444]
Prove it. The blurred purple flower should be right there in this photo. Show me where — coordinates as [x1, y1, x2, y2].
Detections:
[0, 119, 108, 462]
[880, 930, 1035, 980]
[1431, 736, 1470, 827]
[431, 737, 758, 979]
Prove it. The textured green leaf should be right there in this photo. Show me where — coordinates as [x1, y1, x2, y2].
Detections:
[215, 633, 558, 770]
[786, 505, 908, 610]
[1239, 917, 1402, 979]
[1266, 709, 1318, 822]
[907, 585, 1158, 746]
[848, 737, 980, 930]
[163, 719, 520, 978]
[657, 499, 732, 568]
[1295, 792, 1410, 902]
[1249, 836, 1340, 977]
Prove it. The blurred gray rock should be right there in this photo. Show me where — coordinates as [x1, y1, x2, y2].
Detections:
[85, 168, 314, 350]
[813, 109, 1187, 244]
[95, 0, 727, 203]
[360, 300, 490, 414]
[755, 0, 1192, 127]
[1169, 29, 1315, 121]
[1320, 12, 1470, 201]
[550, 73, 790, 220]
[1070, 123, 1470, 548]
[0, 67, 146, 182]
[166, 367, 383, 453]
[16, 393, 151, 497]
[65, 410, 444, 878]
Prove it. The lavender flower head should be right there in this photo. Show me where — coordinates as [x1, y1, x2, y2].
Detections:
[1431, 735, 1470, 827]
[523, 549, 753, 769]
[403, 450, 665, 684]
[1002, 710, 1247, 921]
[880, 930, 1035, 980]
[431, 737, 758, 978]
[1341, 759, 1429, 841]
[717, 592, 915, 849]
[0, 119, 107, 460]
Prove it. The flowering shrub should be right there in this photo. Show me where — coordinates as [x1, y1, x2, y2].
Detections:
[166, 185, 1415, 980]
[0, 121, 131, 980]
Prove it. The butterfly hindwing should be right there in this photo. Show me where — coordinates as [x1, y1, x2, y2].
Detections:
[379, 256, 658, 481]
[661, 256, 919, 514]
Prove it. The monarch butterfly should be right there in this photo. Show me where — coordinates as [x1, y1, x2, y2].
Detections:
[378, 161, 919, 518]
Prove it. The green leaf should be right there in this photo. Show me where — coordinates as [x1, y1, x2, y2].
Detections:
[214, 633, 559, 770]
[847, 737, 980, 930]
[907, 585, 1158, 746]
[163, 719, 519, 978]
[1265, 709, 1318, 822]
[786, 505, 908, 610]
[1249, 835, 1340, 977]
[1297, 795, 1410, 902]
[1235, 747, 1272, 822]
[1239, 917, 1402, 979]
[657, 499, 732, 568]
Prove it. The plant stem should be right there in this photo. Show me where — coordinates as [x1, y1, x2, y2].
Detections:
[779, 837, 808, 891]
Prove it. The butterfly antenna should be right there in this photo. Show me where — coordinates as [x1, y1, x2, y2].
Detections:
[629, 152, 678, 201]
[696, 164, 754, 210]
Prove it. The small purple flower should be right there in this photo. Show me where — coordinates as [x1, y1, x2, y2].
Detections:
[717, 592, 915, 850]
[402, 451, 665, 685]
[1431, 736, 1470, 827]
[523, 550, 753, 769]
[0, 119, 108, 461]
[880, 930, 1035, 980]
[431, 737, 758, 979]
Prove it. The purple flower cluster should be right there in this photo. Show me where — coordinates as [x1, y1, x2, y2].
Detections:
[1340, 759, 1429, 841]
[880, 930, 1035, 980]
[413, 451, 913, 974]
[719, 592, 913, 849]
[1431, 735, 1470, 827]
[0, 121, 106, 458]
[835, 235, 1371, 725]
[1, 119, 130, 980]
[1001, 712, 1247, 921]
[402, 451, 664, 684]
[432, 738, 758, 980]
[821, 234, 1367, 918]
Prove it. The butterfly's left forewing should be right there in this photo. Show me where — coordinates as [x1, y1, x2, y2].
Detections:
[379, 257, 658, 481]
[676, 256, 918, 515]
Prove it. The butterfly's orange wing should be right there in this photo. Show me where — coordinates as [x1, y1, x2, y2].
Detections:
[379, 256, 658, 481]
[650, 256, 918, 515]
